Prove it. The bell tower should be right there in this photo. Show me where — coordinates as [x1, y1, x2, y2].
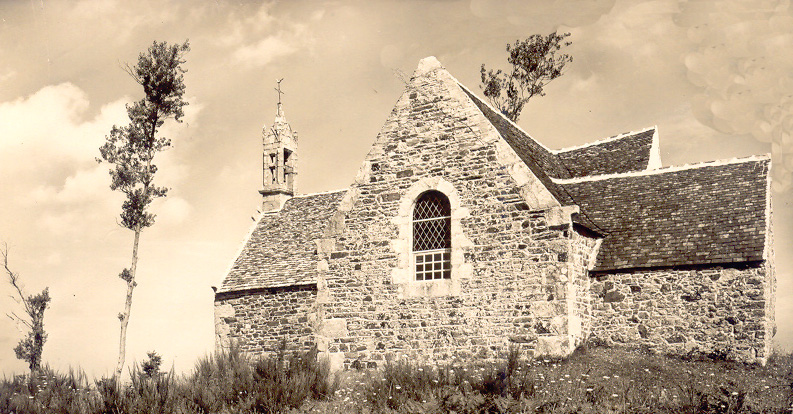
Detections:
[260, 80, 297, 212]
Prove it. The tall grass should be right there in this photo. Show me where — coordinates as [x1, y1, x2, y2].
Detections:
[360, 345, 793, 413]
[2, 344, 790, 413]
[0, 345, 336, 414]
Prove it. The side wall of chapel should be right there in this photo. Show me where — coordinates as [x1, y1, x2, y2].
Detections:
[214, 286, 319, 356]
[589, 264, 773, 363]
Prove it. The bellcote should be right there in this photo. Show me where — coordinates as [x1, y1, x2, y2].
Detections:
[260, 98, 298, 212]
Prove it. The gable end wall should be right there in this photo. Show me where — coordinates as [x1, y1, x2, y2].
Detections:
[316, 62, 591, 369]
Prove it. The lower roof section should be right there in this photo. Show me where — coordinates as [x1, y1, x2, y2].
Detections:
[560, 157, 770, 272]
[217, 189, 347, 293]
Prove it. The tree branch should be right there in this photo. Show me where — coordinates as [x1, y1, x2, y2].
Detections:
[2, 244, 34, 318]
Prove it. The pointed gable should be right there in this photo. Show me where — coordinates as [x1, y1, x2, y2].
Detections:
[557, 157, 770, 271]
[217, 190, 346, 293]
[554, 127, 659, 178]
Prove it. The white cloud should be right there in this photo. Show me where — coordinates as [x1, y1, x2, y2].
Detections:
[0, 68, 15, 82]
[29, 166, 109, 206]
[0, 83, 202, 238]
[469, 0, 616, 30]
[154, 196, 193, 226]
[0, 83, 128, 173]
[233, 35, 299, 68]
[675, 0, 793, 191]
[204, 2, 311, 69]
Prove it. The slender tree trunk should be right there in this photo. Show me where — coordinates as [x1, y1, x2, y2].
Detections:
[115, 227, 141, 379]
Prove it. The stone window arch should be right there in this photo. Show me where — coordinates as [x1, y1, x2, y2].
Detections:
[390, 177, 474, 297]
[413, 190, 451, 280]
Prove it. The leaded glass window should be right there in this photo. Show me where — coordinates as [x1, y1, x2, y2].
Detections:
[413, 190, 451, 280]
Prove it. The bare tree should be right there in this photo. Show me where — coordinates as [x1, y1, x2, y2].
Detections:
[480, 32, 573, 122]
[2, 243, 50, 374]
[98, 40, 190, 379]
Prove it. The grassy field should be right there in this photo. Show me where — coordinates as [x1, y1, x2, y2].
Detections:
[2, 344, 792, 413]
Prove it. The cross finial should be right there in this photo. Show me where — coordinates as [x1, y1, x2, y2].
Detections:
[274, 78, 285, 105]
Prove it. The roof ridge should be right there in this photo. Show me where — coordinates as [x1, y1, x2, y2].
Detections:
[453, 80, 555, 154]
[293, 188, 348, 198]
[551, 126, 657, 154]
[552, 154, 770, 184]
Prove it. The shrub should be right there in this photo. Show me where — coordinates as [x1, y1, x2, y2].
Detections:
[179, 345, 255, 413]
[249, 345, 337, 413]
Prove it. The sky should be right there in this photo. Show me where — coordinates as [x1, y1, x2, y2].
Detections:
[0, 0, 791, 379]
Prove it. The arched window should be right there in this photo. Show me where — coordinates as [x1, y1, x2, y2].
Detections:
[413, 190, 451, 280]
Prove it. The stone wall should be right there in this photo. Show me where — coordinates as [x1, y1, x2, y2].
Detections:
[314, 58, 588, 369]
[569, 228, 600, 345]
[214, 286, 318, 356]
[589, 264, 772, 363]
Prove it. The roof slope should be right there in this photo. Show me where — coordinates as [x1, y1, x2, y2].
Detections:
[217, 190, 346, 293]
[555, 128, 656, 177]
[558, 158, 770, 271]
[459, 86, 575, 205]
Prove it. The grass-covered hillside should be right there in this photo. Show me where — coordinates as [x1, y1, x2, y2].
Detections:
[2, 344, 792, 413]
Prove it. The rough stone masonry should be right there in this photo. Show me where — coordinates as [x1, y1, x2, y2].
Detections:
[214, 56, 775, 370]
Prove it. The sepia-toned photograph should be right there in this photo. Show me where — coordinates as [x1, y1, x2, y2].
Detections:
[1, 1, 791, 412]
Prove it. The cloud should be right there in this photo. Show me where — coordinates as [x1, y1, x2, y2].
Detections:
[154, 196, 192, 226]
[201, 2, 312, 69]
[469, 0, 616, 31]
[0, 68, 15, 82]
[30, 166, 109, 206]
[674, 0, 793, 191]
[0, 83, 128, 175]
[233, 35, 298, 68]
[0, 82, 201, 239]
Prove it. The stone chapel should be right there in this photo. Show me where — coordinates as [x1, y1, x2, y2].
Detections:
[214, 57, 775, 369]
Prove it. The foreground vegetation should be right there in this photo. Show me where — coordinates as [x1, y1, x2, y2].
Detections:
[2, 345, 792, 413]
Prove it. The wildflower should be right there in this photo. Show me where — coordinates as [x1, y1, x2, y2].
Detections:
[731, 391, 738, 396]
[603, 376, 610, 380]
[612, 394, 619, 398]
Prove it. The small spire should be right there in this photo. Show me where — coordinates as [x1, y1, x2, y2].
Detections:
[274, 78, 285, 119]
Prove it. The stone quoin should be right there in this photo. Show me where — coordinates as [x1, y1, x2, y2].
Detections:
[213, 57, 775, 370]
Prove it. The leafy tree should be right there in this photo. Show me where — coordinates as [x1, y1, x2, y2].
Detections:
[480, 32, 573, 122]
[2, 244, 50, 374]
[98, 40, 190, 379]
[141, 351, 163, 378]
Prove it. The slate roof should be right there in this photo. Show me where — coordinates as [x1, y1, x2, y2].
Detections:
[217, 190, 346, 293]
[555, 128, 656, 178]
[457, 81, 769, 271]
[220, 60, 771, 292]
[459, 86, 575, 206]
[557, 158, 770, 271]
